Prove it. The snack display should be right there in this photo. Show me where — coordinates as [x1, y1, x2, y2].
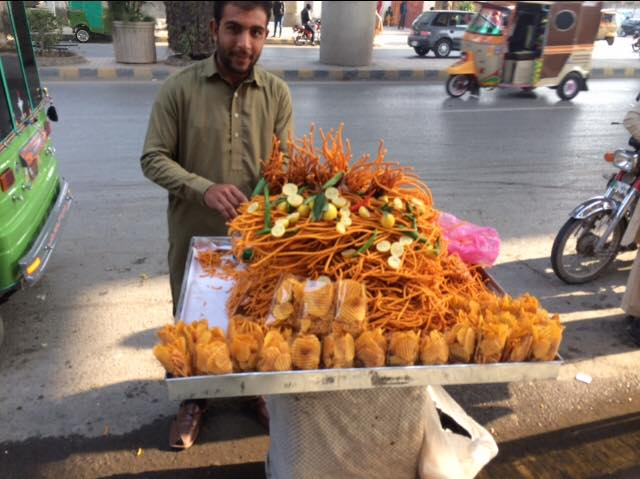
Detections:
[155, 126, 563, 381]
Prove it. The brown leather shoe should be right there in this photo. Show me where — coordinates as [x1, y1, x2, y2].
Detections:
[169, 400, 204, 449]
[247, 396, 269, 430]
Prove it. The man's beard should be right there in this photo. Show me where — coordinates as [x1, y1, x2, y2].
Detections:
[217, 46, 259, 76]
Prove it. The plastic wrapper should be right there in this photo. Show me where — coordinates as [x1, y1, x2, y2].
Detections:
[387, 331, 420, 366]
[322, 333, 355, 369]
[531, 316, 563, 361]
[300, 278, 335, 335]
[334, 279, 368, 336]
[438, 212, 501, 266]
[445, 322, 477, 364]
[419, 330, 449, 365]
[266, 275, 305, 328]
[291, 334, 322, 370]
[355, 328, 387, 368]
[474, 322, 509, 364]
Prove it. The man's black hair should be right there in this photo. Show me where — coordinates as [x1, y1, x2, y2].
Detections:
[213, 1, 273, 25]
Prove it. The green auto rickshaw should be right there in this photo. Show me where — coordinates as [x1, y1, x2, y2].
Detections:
[68, 0, 110, 43]
[0, 1, 73, 345]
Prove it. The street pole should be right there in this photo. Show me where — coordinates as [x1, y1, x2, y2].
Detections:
[320, 1, 376, 67]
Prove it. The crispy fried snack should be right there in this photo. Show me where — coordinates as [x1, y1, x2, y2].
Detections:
[419, 330, 449, 365]
[322, 333, 355, 369]
[196, 341, 233, 375]
[475, 322, 509, 364]
[355, 328, 387, 368]
[303, 280, 335, 318]
[258, 329, 293, 372]
[445, 322, 477, 364]
[291, 334, 322, 370]
[531, 315, 563, 361]
[387, 331, 420, 366]
[334, 280, 367, 336]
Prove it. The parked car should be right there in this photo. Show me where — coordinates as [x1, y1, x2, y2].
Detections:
[407, 10, 474, 57]
[619, 17, 640, 37]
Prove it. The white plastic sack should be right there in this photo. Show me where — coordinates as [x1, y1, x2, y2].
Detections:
[419, 385, 498, 479]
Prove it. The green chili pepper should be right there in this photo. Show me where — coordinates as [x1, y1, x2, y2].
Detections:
[312, 193, 327, 221]
[402, 230, 428, 244]
[357, 231, 379, 255]
[263, 184, 272, 229]
[242, 249, 254, 262]
[322, 172, 344, 189]
[251, 177, 267, 198]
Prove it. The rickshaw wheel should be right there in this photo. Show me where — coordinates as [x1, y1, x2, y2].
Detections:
[557, 73, 581, 101]
[446, 74, 472, 98]
[75, 27, 90, 43]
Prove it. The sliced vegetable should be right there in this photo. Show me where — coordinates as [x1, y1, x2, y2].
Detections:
[322, 171, 344, 189]
[336, 222, 347, 234]
[340, 207, 351, 217]
[287, 194, 304, 208]
[297, 203, 311, 217]
[271, 223, 286, 238]
[393, 198, 404, 211]
[282, 183, 298, 196]
[399, 236, 414, 246]
[277, 201, 290, 214]
[287, 212, 300, 224]
[341, 248, 358, 258]
[388, 256, 401, 270]
[342, 216, 353, 227]
[312, 193, 327, 221]
[247, 202, 260, 214]
[376, 240, 391, 253]
[380, 212, 396, 229]
[358, 206, 371, 218]
[390, 242, 405, 258]
[323, 203, 338, 221]
[251, 177, 267, 197]
[357, 231, 378, 255]
[325, 187, 339, 201]
[332, 196, 349, 208]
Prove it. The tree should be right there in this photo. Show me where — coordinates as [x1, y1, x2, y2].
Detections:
[164, 1, 215, 60]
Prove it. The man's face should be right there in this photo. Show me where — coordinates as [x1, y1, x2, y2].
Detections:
[211, 4, 269, 77]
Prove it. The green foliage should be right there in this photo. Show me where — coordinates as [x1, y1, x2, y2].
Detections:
[458, 1, 475, 12]
[26, 8, 62, 54]
[107, 1, 154, 23]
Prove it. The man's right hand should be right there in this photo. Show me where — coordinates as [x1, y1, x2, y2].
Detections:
[204, 184, 248, 221]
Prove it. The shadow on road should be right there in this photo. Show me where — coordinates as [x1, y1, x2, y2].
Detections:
[103, 462, 266, 479]
[480, 411, 640, 479]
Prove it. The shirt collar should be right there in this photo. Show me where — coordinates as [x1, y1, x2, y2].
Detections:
[202, 52, 265, 88]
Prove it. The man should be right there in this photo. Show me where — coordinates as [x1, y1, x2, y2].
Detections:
[398, 1, 407, 30]
[301, 3, 314, 43]
[622, 102, 640, 345]
[141, 0, 293, 449]
[272, 1, 284, 38]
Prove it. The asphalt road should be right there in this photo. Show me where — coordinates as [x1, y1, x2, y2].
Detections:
[1, 79, 639, 478]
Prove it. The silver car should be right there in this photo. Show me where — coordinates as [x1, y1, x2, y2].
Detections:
[407, 10, 474, 57]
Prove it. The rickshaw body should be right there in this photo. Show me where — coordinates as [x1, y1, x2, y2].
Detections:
[68, 1, 110, 42]
[446, 1, 603, 100]
[596, 8, 617, 45]
[0, 1, 72, 313]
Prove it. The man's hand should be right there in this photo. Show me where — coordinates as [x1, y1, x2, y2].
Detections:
[204, 184, 248, 221]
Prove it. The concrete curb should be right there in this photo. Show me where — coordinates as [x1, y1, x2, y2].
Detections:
[40, 66, 640, 82]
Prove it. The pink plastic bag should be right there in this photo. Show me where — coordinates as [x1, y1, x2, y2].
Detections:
[438, 213, 500, 267]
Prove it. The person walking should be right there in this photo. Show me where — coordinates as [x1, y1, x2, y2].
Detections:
[272, 1, 284, 37]
[140, 0, 293, 449]
[398, 1, 408, 30]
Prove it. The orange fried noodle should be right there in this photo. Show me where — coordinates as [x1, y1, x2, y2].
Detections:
[225, 124, 494, 332]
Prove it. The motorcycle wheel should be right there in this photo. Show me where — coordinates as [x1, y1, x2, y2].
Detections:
[551, 212, 625, 284]
[633, 43, 640, 53]
[446, 74, 472, 98]
[294, 35, 303, 46]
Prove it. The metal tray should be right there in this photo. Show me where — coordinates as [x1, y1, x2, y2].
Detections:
[166, 236, 561, 400]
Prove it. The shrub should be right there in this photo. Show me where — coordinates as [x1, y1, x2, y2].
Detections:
[26, 8, 62, 54]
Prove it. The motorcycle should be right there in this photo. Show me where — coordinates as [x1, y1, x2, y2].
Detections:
[293, 19, 321, 46]
[551, 116, 640, 284]
[632, 31, 640, 53]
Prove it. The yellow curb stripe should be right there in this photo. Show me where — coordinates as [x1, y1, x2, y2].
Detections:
[61, 69, 79, 80]
[329, 70, 344, 81]
[625, 67, 636, 78]
[603, 68, 614, 77]
[298, 70, 314, 79]
[97, 68, 117, 80]
[134, 69, 153, 80]
[358, 70, 371, 80]
[411, 70, 425, 80]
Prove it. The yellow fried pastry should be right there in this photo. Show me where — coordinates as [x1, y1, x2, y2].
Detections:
[335, 280, 367, 336]
[419, 330, 449, 365]
[387, 331, 420, 366]
[531, 316, 563, 361]
[291, 334, 321, 370]
[195, 342, 233, 375]
[322, 333, 355, 369]
[475, 322, 509, 364]
[355, 328, 387, 368]
[258, 330, 292, 372]
[446, 323, 476, 363]
[229, 331, 263, 371]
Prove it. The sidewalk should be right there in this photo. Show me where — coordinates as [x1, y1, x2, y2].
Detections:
[40, 29, 640, 82]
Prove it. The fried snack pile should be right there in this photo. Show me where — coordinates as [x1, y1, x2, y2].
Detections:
[154, 126, 563, 376]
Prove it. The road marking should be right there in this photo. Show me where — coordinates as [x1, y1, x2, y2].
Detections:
[442, 105, 575, 113]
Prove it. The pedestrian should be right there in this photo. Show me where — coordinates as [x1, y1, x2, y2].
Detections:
[301, 3, 314, 43]
[398, 1, 408, 30]
[384, 6, 393, 26]
[140, 0, 293, 449]
[272, 0, 284, 37]
[622, 101, 640, 345]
